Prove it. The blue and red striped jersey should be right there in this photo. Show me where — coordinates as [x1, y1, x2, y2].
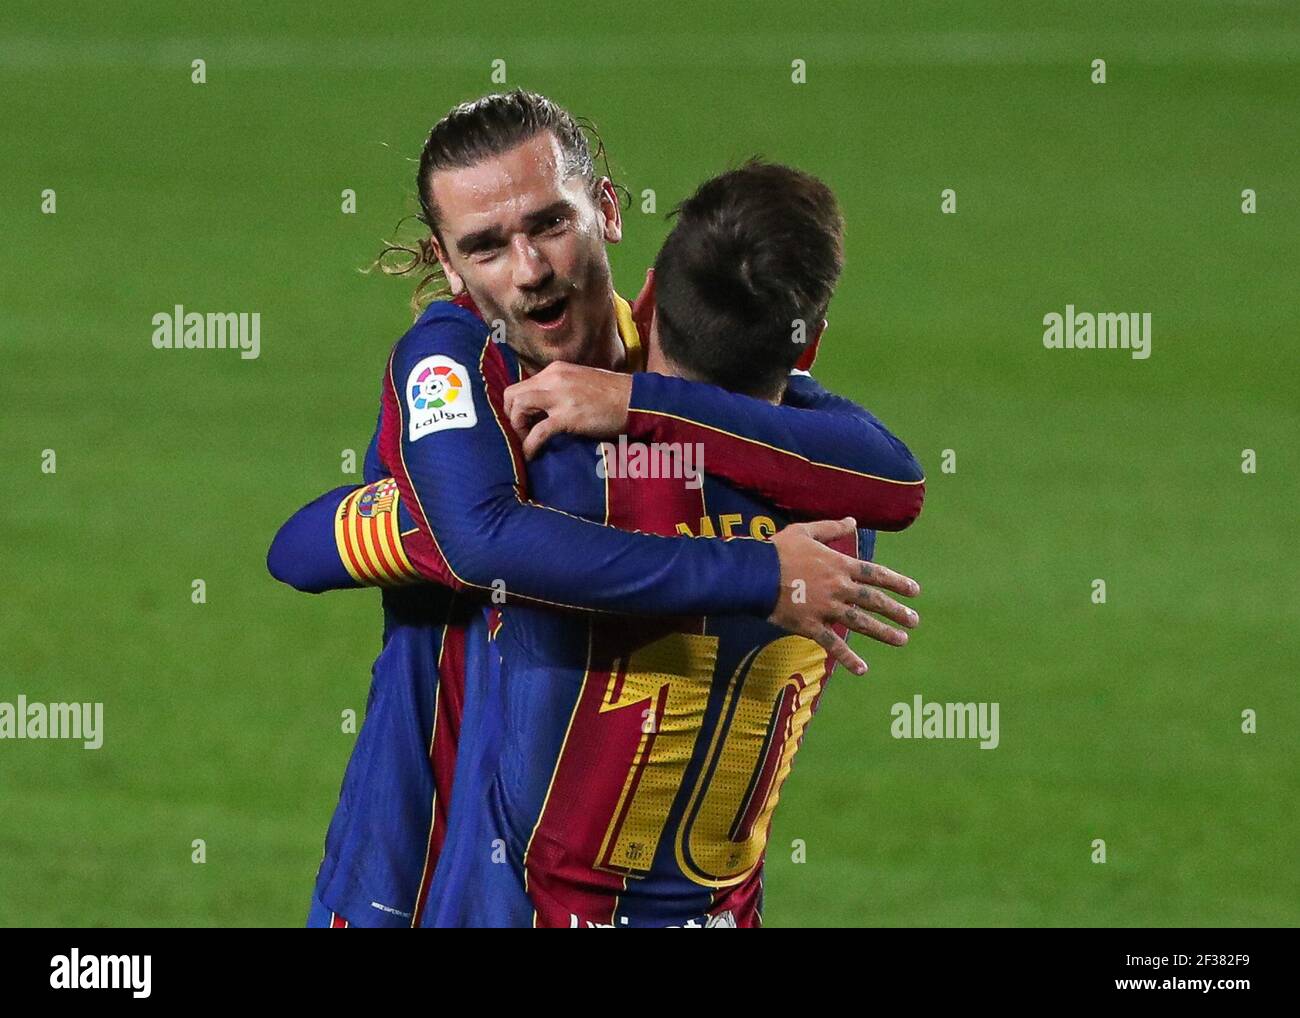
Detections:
[421, 433, 859, 927]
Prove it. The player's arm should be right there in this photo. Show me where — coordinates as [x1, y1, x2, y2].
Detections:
[266, 480, 421, 594]
[778, 369, 925, 525]
[265, 470, 915, 658]
[379, 305, 903, 670]
[381, 307, 775, 617]
[627, 369, 925, 529]
[503, 364, 925, 530]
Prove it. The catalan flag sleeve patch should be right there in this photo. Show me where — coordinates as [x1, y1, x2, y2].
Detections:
[334, 478, 421, 587]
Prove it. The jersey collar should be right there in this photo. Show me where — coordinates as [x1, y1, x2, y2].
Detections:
[612, 292, 644, 373]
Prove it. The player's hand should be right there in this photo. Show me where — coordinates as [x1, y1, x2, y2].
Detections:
[503, 362, 633, 460]
[768, 517, 921, 676]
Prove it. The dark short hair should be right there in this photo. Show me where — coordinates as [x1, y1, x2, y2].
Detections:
[653, 160, 844, 399]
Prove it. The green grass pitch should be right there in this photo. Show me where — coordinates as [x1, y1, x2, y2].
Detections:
[1, 0, 1296, 926]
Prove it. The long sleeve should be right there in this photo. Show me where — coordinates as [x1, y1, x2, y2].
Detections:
[625, 370, 925, 530]
[376, 302, 779, 618]
[267, 480, 422, 593]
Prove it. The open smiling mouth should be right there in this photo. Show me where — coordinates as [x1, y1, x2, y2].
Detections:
[524, 295, 569, 330]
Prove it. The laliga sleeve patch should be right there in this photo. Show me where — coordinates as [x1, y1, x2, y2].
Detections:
[405, 355, 477, 441]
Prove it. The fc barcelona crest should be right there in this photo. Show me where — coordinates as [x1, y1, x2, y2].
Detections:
[357, 478, 398, 518]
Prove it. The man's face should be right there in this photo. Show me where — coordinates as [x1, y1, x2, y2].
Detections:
[428, 131, 622, 371]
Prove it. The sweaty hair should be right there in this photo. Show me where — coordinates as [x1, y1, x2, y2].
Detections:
[378, 90, 600, 313]
[652, 160, 844, 400]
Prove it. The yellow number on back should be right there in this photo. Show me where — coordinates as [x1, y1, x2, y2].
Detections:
[595, 632, 717, 875]
[676, 635, 827, 886]
[591, 631, 827, 886]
